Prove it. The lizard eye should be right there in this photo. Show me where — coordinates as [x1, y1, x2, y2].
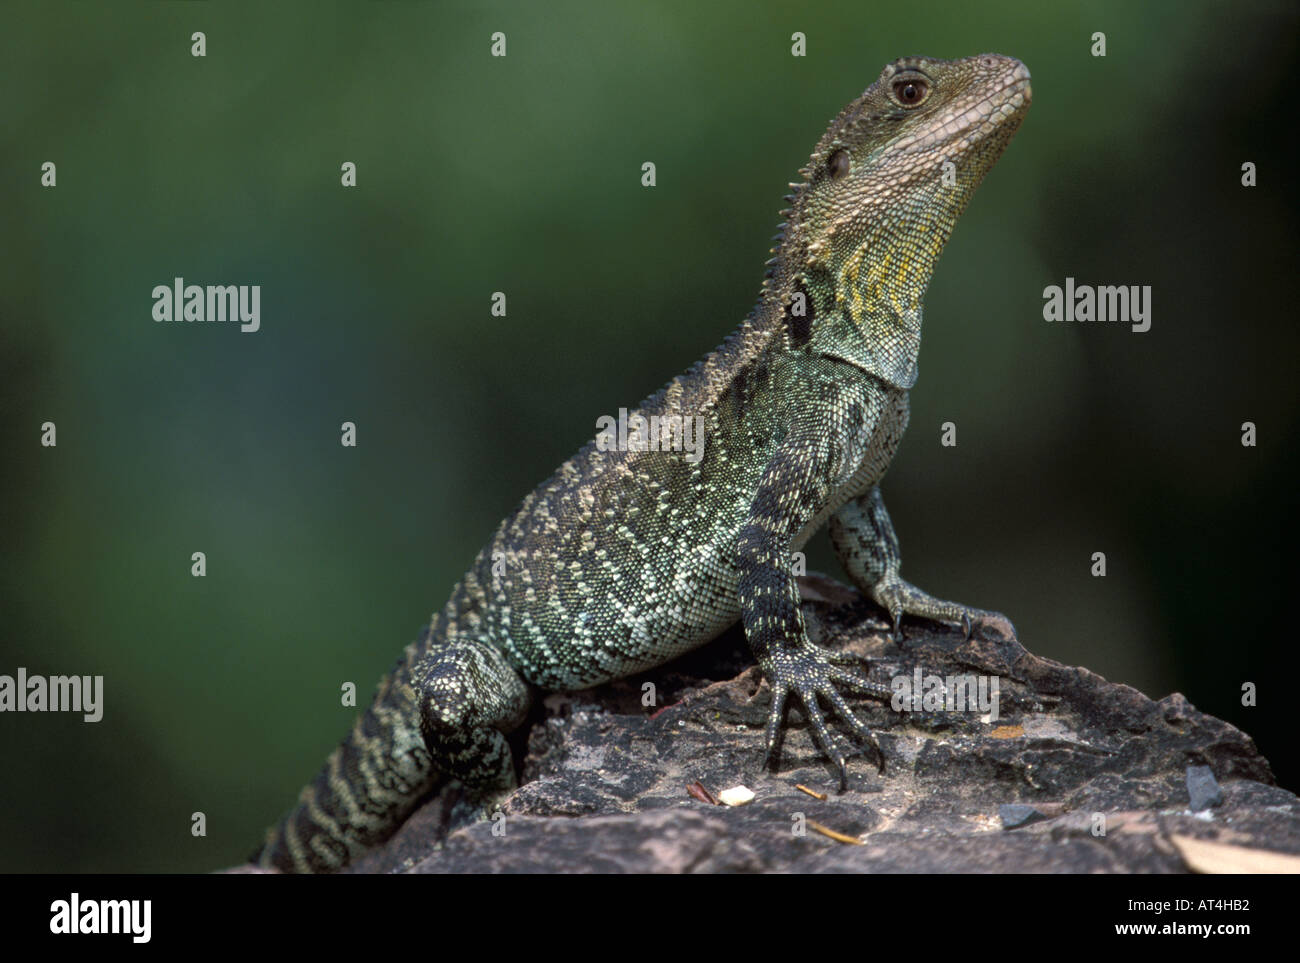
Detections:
[827, 149, 850, 180]
[893, 79, 929, 106]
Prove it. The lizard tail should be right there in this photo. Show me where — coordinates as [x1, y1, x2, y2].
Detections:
[252, 652, 443, 873]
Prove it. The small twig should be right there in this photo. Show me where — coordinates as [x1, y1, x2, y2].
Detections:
[795, 784, 828, 801]
[806, 820, 864, 845]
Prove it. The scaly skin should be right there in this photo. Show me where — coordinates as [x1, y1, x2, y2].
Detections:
[255, 53, 1031, 872]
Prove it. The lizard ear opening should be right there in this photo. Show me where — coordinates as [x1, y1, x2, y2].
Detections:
[827, 149, 851, 180]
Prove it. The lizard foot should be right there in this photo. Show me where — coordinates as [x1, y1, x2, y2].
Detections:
[871, 575, 1016, 644]
[762, 644, 893, 789]
[448, 786, 516, 832]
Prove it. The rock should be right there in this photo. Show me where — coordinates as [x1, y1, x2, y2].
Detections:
[1186, 764, 1225, 811]
[322, 575, 1296, 874]
[999, 803, 1048, 829]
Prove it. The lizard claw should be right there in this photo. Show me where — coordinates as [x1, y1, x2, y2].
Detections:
[872, 574, 1015, 643]
[762, 644, 890, 786]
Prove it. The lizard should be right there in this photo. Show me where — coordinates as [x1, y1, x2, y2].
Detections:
[254, 53, 1031, 873]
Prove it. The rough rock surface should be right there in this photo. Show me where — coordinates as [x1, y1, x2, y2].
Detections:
[325, 574, 1296, 874]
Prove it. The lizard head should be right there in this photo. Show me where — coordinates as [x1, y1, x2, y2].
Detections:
[768, 53, 1030, 386]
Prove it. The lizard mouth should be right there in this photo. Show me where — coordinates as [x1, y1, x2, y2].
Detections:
[891, 60, 1031, 160]
[1001, 63, 1032, 111]
[973, 60, 1032, 130]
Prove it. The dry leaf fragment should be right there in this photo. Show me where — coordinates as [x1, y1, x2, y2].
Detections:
[686, 781, 718, 805]
[1170, 834, 1300, 874]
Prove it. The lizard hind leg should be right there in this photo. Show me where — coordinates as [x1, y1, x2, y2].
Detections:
[412, 635, 533, 824]
[254, 633, 530, 874]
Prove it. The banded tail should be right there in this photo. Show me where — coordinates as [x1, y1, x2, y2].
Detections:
[253, 577, 534, 873]
[253, 645, 442, 873]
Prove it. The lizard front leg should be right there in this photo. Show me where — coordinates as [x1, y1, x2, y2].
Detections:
[736, 425, 895, 788]
[829, 486, 1016, 641]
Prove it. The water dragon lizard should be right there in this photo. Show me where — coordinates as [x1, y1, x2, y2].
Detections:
[255, 52, 1031, 872]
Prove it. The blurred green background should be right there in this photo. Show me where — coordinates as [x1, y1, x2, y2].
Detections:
[1, 0, 1296, 871]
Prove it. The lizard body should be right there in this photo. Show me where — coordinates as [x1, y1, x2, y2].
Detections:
[256, 53, 1031, 872]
